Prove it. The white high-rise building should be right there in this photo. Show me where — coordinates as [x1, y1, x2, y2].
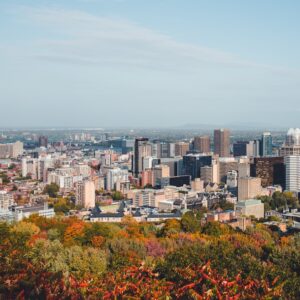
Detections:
[106, 168, 129, 191]
[280, 128, 300, 156]
[22, 157, 38, 179]
[285, 156, 300, 192]
[38, 156, 53, 182]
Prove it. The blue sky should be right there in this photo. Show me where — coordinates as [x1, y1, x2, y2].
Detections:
[1, 0, 300, 128]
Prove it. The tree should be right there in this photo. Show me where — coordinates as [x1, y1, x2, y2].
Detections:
[53, 198, 74, 214]
[11, 221, 40, 237]
[111, 191, 123, 200]
[0, 174, 9, 184]
[64, 221, 85, 246]
[181, 211, 201, 233]
[160, 219, 181, 237]
[8, 163, 16, 170]
[218, 200, 234, 210]
[44, 183, 59, 198]
[202, 221, 223, 237]
[65, 246, 107, 278]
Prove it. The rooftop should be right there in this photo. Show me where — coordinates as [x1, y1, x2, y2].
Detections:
[236, 199, 262, 206]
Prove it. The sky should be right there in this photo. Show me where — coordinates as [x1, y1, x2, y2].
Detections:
[1, 0, 300, 129]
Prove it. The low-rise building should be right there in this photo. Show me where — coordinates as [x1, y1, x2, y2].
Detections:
[235, 199, 264, 219]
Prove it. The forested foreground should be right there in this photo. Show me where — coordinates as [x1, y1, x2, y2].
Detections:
[1, 214, 300, 299]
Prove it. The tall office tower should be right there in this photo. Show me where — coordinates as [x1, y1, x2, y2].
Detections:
[200, 159, 219, 183]
[168, 143, 175, 157]
[160, 157, 183, 176]
[0, 191, 14, 210]
[214, 129, 230, 157]
[151, 141, 168, 158]
[182, 154, 212, 180]
[279, 128, 300, 156]
[160, 143, 169, 158]
[133, 138, 152, 178]
[260, 132, 272, 156]
[75, 180, 95, 208]
[194, 136, 210, 153]
[238, 177, 262, 201]
[151, 142, 161, 158]
[253, 140, 260, 157]
[233, 141, 256, 157]
[286, 128, 300, 146]
[175, 142, 190, 156]
[218, 157, 238, 183]
[38, 136, 48, 147]
[284, 156, 300, 192]
[153, 164, 170, 187]
[238, 161, 250, 178]
[250, 157, 285, 188]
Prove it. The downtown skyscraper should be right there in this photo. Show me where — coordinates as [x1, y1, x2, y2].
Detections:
[214, 129, 230, 157]
[133, 138, 152, 178]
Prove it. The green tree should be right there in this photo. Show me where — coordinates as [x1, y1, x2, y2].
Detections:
[111, 191, 123, 200]
[202, 221, 224, 237]
[43, 183, 59, 198]
[180, 211, 201, 233]
[66, 245, 107, 278]
[53, 198, 74, 214]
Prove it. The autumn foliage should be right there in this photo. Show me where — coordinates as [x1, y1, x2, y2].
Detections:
[0, 214, 299, 299]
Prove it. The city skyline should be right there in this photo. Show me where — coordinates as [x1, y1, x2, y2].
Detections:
[1, 1, 300, 128]
[2, 2, 300, 298]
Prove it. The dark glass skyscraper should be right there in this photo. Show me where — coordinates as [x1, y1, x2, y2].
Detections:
[260, 132, 272, 156]
[182, 154, 212, 180]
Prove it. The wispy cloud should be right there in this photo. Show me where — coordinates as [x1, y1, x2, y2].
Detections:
[11, 6, 290, 73]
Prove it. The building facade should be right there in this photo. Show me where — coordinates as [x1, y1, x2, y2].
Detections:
[214, 129, 230, 157]
[194, 136, 210, 153]
[76, 180, 96, 208]
[250, 157, 285, 188]
[285, 156, 300, 192]
[238, 177, 262, 201]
